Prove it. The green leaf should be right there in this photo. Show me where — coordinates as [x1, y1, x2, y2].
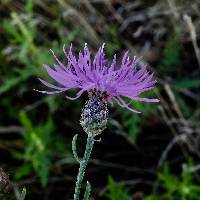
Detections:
[83, 181, 91, 200]
[145, 160, 200, 199]
[175, 78, 200, 89]
[159, 31, 181, 74]
[19, 187, 26, 200]
[15, 163, 33, 180]
[0, 73, 29, 95]
[17, 112, 69, 187]
[106, 176, 131, 200]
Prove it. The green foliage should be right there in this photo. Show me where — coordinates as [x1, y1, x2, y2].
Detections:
[175, 78, 200, 89]
[159, 32, 181, 74]
[171, 76, 200, 118]
[105, 162, 200, 200]
[19, 188, 26, 200]
[0, 0, 83, 192]
[1, 9, 43, 96]
[1, 0, 79, 96]
[173, 77, 200, 119]
[120, 90, 159, 143]
[174, 92, 193, 118]
[14, 111, 69, 187]
[125, 112, 140, 143]
[106, 176, 131, 200]
[144, 161, 200, 200]
[106, 24, 121, 57]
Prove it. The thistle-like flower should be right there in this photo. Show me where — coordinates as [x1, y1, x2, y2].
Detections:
[36, 43, 159, 114]
[35, 44, 159, 200]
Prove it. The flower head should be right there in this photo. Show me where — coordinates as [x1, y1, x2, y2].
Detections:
[35, 44, 159, 113]
[80, 89, 108, 135]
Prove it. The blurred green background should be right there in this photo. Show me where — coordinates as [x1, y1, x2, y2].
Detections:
[0, 0, 200, 199]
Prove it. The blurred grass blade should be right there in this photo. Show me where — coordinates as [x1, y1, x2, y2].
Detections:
[175, 78, 200, 89]
[0, 73, 30, 95]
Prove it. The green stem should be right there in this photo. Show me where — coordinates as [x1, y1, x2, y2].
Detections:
[83, 181, 91, 200]
[73, 134, 94, 200]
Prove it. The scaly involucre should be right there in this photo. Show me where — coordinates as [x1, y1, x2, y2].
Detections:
[36, 44, 159, 113]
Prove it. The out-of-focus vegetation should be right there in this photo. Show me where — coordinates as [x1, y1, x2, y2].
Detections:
[14, 111, 69, 187]
[106, 176, 132, 200]
[148, 162, 200, 200]
[0, 0, 200, 199]
[107, 161, 200, 200]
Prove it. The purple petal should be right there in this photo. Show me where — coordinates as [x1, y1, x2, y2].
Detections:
[33, 88, 68, 94]
[114, 97, 141, 113]
[65, 83, 95, 100]
[50, 49, 67, 71]
[44, 64, 78, 88]
[38, 78, 67, 90]
[132, 97, 160, 103]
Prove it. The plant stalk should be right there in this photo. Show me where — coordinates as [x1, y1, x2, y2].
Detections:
[73, 134, 94, 200]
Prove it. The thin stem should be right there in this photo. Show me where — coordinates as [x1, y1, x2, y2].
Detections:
[73, 134, 94, 200]
[83, 181, 91, 200]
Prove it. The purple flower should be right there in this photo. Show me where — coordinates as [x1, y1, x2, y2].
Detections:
[35, 44, 159, 113]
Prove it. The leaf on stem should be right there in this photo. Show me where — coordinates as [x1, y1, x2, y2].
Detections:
[83, 181, 91, 200]
[72, 134, 80, 163]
